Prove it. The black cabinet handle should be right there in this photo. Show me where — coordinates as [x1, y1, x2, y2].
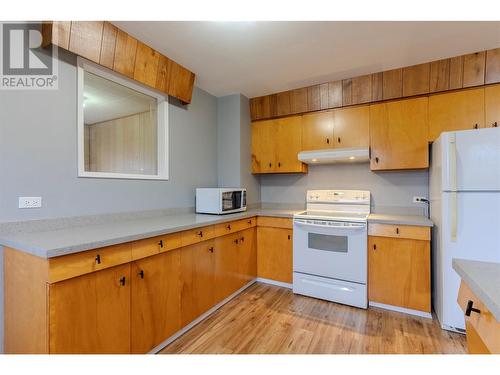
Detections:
[338, 137, 341, 143]
[326, 138, 330, 144]
[474, 124, 478, 129]
[138, 270, 144, 279]
[373, 244, 377, 250]
[269, 162, 272, 168]
[234, 239, 239, 244]
[226, 224, 231, 230]
[493, 122, 498, 128]
[119, 276, 126, 286]
[240, 236, 245, 242]
[247, 219, 252, 225]
[95, 254, 101, 264]
[158, 240, 163, 248]
[278, 162, 281, 167]
[198, 231, 203, 237]
[465, 300, 481, 316]
[287, 234, 291, 240]
[375, 157, 379, 163]
[396, 227, 400, 235]
[208, 247, 214, 253]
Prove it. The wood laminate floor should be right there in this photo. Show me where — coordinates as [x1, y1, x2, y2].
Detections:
[160, 282, 467, 354]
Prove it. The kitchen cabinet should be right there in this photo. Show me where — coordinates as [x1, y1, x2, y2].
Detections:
[368, 225, 431, 313]
[301, 111, 334, 151]
[463, 51, 486, 88]
[485, 84, 500, 128]
[257, 226, 293, 284]
[237, 228, 258, 288]
[485, 48, 500, 84]
[252, 116, 307, 174]
[131, 250, 181, 354]
[403, 63, 430, 97]
[333, 105, 369, 148]
[382, 68, 403, 100]
[342, 75, 372, 106]
[369, 97, 429, 170]
[180, 240, 216, 327]
[214, 234, 241, 302]
[49, 263, 131, 354]
[428, 88, 485, 141]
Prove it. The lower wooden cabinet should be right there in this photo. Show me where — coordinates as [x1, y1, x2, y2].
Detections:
[49, 263, 132, 354]
[237, 228, 257, 287]
[131, 250, 181, 354]
[214, 234, 240, 302]
[368, 234, 431, 312]
[257, 226, 293, 283]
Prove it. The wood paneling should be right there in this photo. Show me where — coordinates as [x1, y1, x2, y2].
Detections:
[369, 97, 429, 170]
[48, 243, 132, 283]
[343, 75, 372, 106]
[333, 105, 369, 148]
[290, 87, 308, 114]
[275, 116, 306, 173]
[428, 87, 485, 141]
[276, 91, 292, 116]
[382, 68, 403, 100]
[251, 119, 277, 173]
[256, 216, 293, 229]
[68, 21, 104, 63]
[368, 223, 430, 241]
[42, 21, 71, 49]
[301, 111, 334, 151]
[430, 59, 450, 93]
[463, 51, 486, 88]
[49, 264, 131, 353]
[449, 55, 464, 89]
[99, 22, 117, 69]
[371, 72, 383, 101]
[4, 247, 49, 354]
[113, 29, 138, 78]
[368, 236, 430, 312]
[168, 60, 196, 104]
[319, 83, 329, 110]
[328, 80, 343, 109]
[307, 85, 321, 112]
[257, 227, 293, 283]
[180, 240, 216, 327]
[485, 48, 500, 84]
[134, 42, 160, 88]
[403, 63, 430, 97]
[155, 55, 172, 93]
[485, 84, 500, 128]
[131, 250, 181, 353]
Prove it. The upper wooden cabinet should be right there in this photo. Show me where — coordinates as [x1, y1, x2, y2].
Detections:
[485, 84, 500, 129]
[369, 97, 429, 171]
[428, 88, 485, 141]
[333, 105, 369, 148]
[302, 111, 334, 151]
[42, 21, 195, 104]
[252, 116, 307, 174]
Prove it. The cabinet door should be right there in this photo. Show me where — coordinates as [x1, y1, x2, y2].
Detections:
[214, 234, 240, 303]
[131, 250, 181, 353]
[49, 264, 131, 354]
[276, 116, 306, 173]
[237, 228, 257, 288]
[301, 111, 334, 151]
[369, 97, 429, 170]
[485, 84, 500, 128]
[257, 227, 293, 283]
[428, 88, 485, 141]
[333, 105, 369, 148]
[368, 236, 430, 312]
[180, 240, 215, 327]
[251, 120, 277, 173]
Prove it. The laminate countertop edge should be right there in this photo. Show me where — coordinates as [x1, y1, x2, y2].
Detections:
[367, 214, 433, 227]
[452, 259, 500, 323]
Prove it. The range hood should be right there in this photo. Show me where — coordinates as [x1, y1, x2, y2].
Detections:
[298, 147, 370, 165]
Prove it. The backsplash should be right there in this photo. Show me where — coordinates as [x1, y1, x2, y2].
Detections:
[260, 163, 429, 216]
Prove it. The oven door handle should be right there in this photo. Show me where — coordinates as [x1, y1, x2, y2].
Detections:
[293, 221, 366, 230]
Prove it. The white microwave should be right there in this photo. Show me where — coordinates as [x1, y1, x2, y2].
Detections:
[196, 188, 247, 215]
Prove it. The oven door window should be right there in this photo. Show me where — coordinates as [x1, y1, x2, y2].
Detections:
[308, 233, 348, 253]
[222, 191, 242, 211]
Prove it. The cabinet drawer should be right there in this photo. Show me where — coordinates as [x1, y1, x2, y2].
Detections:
[458, 281, 500, 353]
[131, 232, 182, 260]
[49, 243, 132, 283]
[180, 225, 215, 247]
[256, 216, 293, 229]
[368, 223, 430, 241]
[214, 217, 256, 237]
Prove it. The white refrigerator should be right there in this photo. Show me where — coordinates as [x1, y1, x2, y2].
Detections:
[430, 127, 500, 332]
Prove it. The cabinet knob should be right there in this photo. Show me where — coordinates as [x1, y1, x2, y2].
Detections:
[278, 162, 281, 167]
[396, 227, 400, 235]
[226, 224, 231, 230]
[326, 138, 330, 144]
[375, 157, 379, 163]
[95, 254, 101, 264]
[208, 246, 214, 253]
[269, 162, 272, 168]
[119, 276, 126, 286]
[338, 137, 341, 143]
[465, 300, 481, 316]
[287, 234, 291, 240]
[198, 231, 203, 237]
[158, 240, 163, 248]
[373, 244, 377, 250]
[474, 124, 478, 129]
[493, 122, 498, 128]
[138, 270, 144, 279]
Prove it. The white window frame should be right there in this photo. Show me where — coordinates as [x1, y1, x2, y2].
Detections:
[77, 57, 169, 180]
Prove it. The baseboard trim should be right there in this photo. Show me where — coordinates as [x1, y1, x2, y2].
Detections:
[255, 277, 293, 289]
[369, 301, 433, 319]
[150, 279, 257, 354]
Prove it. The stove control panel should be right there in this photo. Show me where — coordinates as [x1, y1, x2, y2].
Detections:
[306, 190, 370, 204]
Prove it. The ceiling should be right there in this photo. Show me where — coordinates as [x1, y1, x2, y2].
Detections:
[114, 21, 500, 98]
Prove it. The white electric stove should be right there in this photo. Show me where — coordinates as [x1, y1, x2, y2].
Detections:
[293, 190, 371, 309]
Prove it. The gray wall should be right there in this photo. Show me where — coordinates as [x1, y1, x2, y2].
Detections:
[216, 94, 260, 204]
[260, 163, 429, 214]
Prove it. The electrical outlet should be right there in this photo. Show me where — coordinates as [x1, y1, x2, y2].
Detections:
[19, 197, 42, 209]
[413, 196, 427, 204]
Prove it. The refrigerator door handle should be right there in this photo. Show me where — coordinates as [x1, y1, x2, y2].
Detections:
[450, 191, 457, 242]
[449, 133, 457, 191]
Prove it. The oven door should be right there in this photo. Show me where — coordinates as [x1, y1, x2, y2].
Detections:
[293, 219, 367, 284]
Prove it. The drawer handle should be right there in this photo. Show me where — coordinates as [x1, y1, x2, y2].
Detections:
[198, 231, 203, 238]
[465, 300, 481, 317]
[226, 224, 231, 230]
[138, 270, 144, 279]
[375, 157, 379, 163]
[119, 276, 126, 286]
[338, 137, 341, 143]
[158, 240, 164, 248]
[278, 162, 281, 168]
[234, 239, 239, 244]
[208, 247, 214, 253]
[493, 121, 498, 128]
[396, 227, 400, 234]
[373, 244, 377, 250]
[95, 254, 101, 264]
[247, 219, 252, 225]
[473, 123, 478, 129]
[326, 138, 330, 144]
[287, 234, 291, 240]
[240, 236, 245, 242]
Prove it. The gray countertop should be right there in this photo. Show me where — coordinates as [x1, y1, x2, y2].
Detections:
[452, 259, 500, 322]
[0, 208, 299, 259]
[367, 213, 433, 227]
